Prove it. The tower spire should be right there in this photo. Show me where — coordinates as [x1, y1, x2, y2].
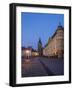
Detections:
[59, 22, 61, 26]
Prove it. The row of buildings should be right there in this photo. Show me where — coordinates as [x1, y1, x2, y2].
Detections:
[22, 24, 64, 58]
[22, 47, 39, 58]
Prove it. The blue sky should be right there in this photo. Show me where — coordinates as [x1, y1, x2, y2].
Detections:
[21, 12, 64, 50]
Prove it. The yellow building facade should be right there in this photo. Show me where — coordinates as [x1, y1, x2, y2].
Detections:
[31, 51, 39, 56]
[43, 25, 64, 58]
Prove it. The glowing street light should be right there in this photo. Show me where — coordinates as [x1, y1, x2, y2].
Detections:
[25, 50, 30, 54]
[25, 49, 31, 59]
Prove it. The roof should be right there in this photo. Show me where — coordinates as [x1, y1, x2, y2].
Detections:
[22, 47, 38, 52]
[22, 47, 32, 50]
[44, 25, 64, 48]
[57, 25, 64, 30]
[52, 25, 64, 39]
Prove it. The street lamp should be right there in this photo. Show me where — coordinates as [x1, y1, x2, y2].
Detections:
[25, 50, 31, 59]
[26, 50, 30, 54]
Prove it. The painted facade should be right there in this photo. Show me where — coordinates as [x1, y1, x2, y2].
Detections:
[43, 25, 64, 58]
[22, 48, 32, 58]
[22, 47, 39, 58]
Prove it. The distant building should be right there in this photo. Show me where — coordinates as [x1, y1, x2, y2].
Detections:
[22, 47, 32, 58]
[22, 47, 39, 58]
[38, 38, 43, 56]
[31, 49, 39, 56]
[43, 24, 64, 58]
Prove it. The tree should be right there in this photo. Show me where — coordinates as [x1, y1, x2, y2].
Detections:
[38, 38, 43, 56]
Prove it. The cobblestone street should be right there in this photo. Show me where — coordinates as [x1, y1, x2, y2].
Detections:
[22, 57, 64, 77]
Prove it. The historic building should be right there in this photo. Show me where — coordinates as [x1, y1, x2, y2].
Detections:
[22, 47, 39, 58]
[38, 38, 43, 56]
[22, 47, 32, 58]
[43, 24, 64, 58]
[31, 49, 39, 56]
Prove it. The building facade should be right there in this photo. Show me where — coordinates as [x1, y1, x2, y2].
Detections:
[22, 47, 32, 58]
[43, 25, 64, 58]
[31, 49, 39, 56]
[22, 47, 39, 58]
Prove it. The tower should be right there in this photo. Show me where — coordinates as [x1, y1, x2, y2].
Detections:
[38, 38, 43, 56]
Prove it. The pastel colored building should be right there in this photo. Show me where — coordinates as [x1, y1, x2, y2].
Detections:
[22, 47, 32, 58]
[31, 49, 39, 56]
[43, 24, 64, 58]
[22, 47, 39, 58]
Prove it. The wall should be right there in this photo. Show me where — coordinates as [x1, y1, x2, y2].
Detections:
[0, 0, 72, 90]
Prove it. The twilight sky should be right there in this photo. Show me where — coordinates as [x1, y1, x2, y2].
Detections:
[21, 12, 64, 50]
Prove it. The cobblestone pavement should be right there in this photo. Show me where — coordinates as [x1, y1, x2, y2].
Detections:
[22, 57, 64, 77]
